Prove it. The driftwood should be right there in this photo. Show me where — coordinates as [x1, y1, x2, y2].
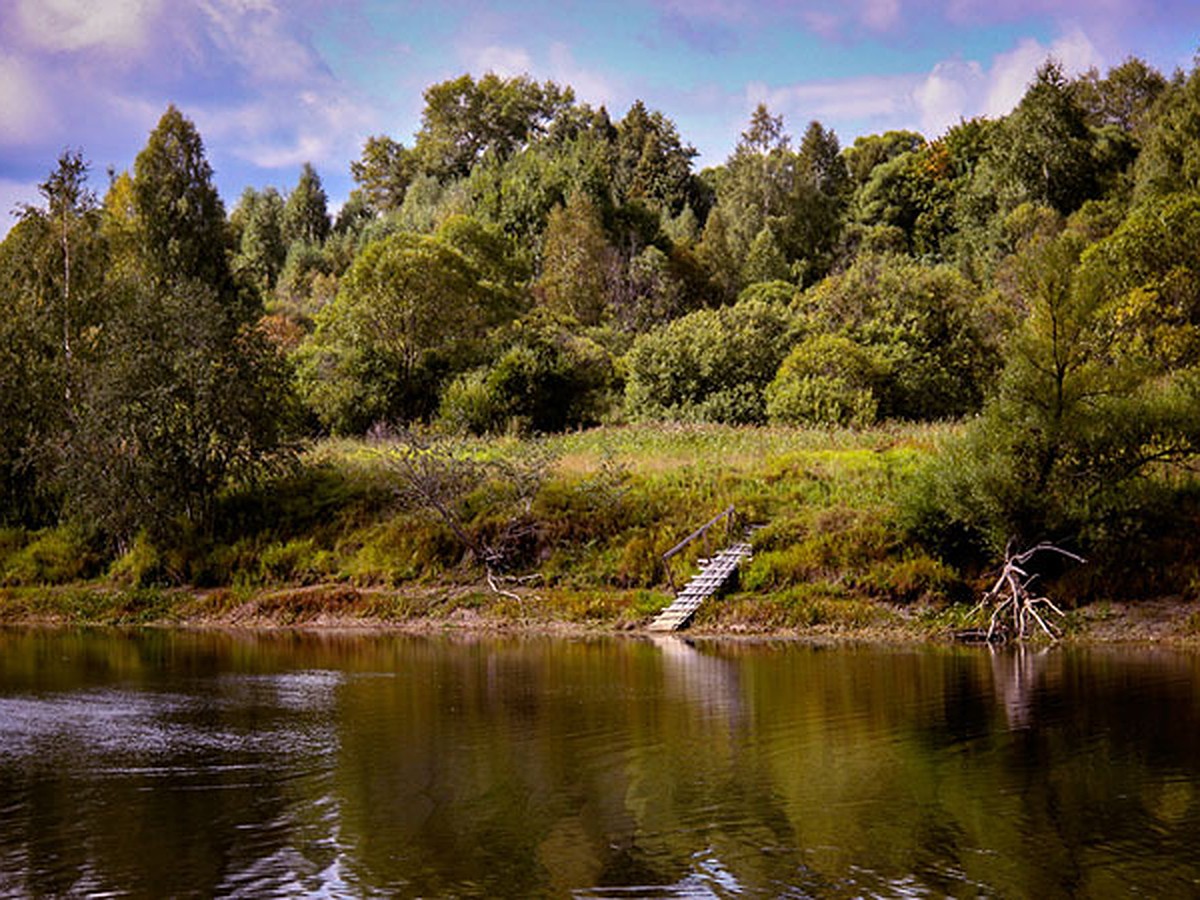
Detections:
[973, 541, 1085, 642]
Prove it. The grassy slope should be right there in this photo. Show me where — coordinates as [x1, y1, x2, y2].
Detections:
[3, 423, 1198, 640]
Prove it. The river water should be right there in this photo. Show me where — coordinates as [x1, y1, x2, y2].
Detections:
[0, 628, 1198, 897]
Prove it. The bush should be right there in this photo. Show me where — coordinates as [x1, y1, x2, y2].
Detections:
[1, 526, 94, 586]
[624, 298, 796, 424]
[439, 326, 615, 435]
[766, 334, 881, 427]
[801, 254, 1002, 420]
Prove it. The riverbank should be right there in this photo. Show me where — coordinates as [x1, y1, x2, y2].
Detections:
[3, 580, 1200, 645]
[3, 423, 1199, 642]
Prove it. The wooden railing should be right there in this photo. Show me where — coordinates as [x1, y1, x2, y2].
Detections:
[661, 505, 736, 591]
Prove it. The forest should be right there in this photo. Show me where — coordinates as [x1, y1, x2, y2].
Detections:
[3, 53, 1200, 620]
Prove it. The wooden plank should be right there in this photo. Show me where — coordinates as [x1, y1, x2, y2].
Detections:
[649, 536, 754, 632]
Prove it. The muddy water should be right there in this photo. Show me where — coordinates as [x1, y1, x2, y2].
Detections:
[1, 629, 1198, 897]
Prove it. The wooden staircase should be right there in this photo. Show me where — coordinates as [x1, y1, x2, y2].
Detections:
[648, 538, 754, 632]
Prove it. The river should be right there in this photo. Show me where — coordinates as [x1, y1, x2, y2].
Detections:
[1, 628, 1198, 897]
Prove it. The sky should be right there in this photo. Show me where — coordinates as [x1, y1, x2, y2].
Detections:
[1, 0, 1199, 234]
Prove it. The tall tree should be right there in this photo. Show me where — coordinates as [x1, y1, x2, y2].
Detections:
[23, 150, 105, 398]
[132, 105, 232, 293]
[232, 187, 287, 296]
[1134, 61, 1200, 201]
[299, 232, 508, 431]
[719, 104, 795, 260]
[282, 162, 331, 247]
[614, 101, 700, 215]
[1075, 56, 1167, 136]
[987, 60, 1097, 214]
[535, 191, 614, 326]
[782, 120, 850, 280]
[415, 73, 575, 180]
[350, 135, 416, 213]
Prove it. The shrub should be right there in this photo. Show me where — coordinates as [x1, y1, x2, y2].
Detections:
[1, 526, 94, 586]
[624, 298, 796, 424]
[766, 334, 881, 427]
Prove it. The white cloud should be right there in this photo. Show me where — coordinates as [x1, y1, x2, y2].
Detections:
[548, 43, 618, 107]
[15, 0, 160, 54]
[913, 58, 986, 136]
[475, 45, 534, 77]
[194, 0, 324, 86]
[913, 28, 1104, 137]
[0, 178, 37, 237]
[0, 53, 52, 143]
[197, 87, 375, 174]
[748, 72, 923, 124]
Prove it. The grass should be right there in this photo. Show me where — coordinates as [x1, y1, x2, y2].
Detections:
[0, 422, 975, 632]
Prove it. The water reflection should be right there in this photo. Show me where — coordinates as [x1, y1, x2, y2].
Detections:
[0, 629, 1198, 897]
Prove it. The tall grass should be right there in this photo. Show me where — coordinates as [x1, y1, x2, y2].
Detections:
[1, 423, 967, 625]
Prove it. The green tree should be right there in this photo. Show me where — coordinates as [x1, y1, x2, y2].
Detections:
[535, 191, 614, 326]
[298, 232, 508, 432]
[911, 218, 1200, 553]
[741, 226, 790, 285]
[1134, 61, 1200, 201]
[718, 104, 794, 260]
[0, 153, 106, 524]
[613, 244, 690, 333]
[624, 298, 795, 424]
[804, 254, 1001, 419]
[1075, 56, 1167, 136]
[780, 120, 850, 280]
[415, 73, 575, 180]
[231, 187, 287, 297]
[987, 60, 1098, 215]
[282, 162, 331, 247]
[61, 279, 295, 549]
[695, 204, 740, 303]
[766, 334, 882, 427]
[350, 135, 416, 213]
[439, 314, 615, 434]
[844, 130, 925, 186]
[614, 101, 700, 215]
[132, 105, 232, 293]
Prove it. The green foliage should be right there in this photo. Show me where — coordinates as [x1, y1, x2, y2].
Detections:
[282, 162, 331, 246]
[908, 217, 1200, 555]
[852, 146, 954, 258]
[415, 73, 575, 180]
[60, 278, 297, 549]
[231, 186, 286, 296]
[802, 254, 1002, 419]
[766, 334, 881, 427]
[614, 100, 702, 216]
[133, 105, 232, 293]
[1076, 56, 1167, 135]
[741, 226, 790, 285]
[439, 317, 614, 435]
[844, 130, 926, 186]
[351, 135, 416, 213]
[985, 61, 1098, 215]
[1135, 65, 1200, 200]
[298, 230, 513, 432]
[1, 526, 94, 586]
[535, 190, 613, 326]
[624, 298, 795, 423]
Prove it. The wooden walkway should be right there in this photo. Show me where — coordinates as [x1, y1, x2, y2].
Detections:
[648, 539, 754, 632]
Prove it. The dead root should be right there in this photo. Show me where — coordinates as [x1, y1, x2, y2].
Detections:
[974, 541, 1085, 642]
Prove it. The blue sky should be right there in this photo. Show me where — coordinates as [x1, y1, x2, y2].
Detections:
[2, 1, 1198, 234]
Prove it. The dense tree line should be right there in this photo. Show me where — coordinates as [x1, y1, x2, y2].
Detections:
[5, 55, 1200, 570]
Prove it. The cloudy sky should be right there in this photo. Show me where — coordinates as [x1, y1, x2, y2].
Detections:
[1, 0, 1198, 233]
